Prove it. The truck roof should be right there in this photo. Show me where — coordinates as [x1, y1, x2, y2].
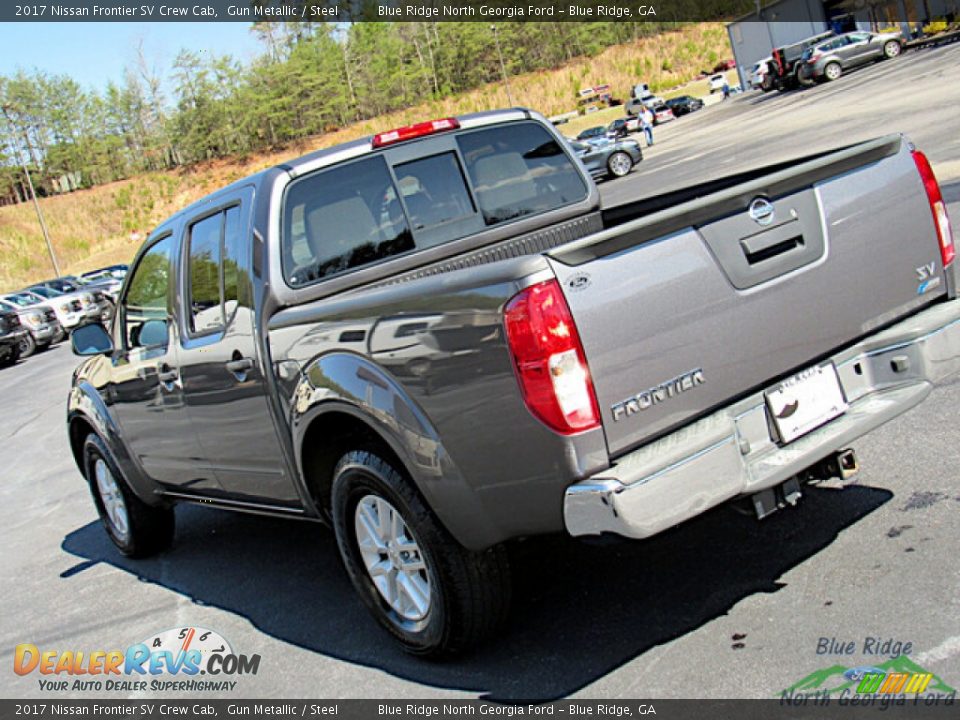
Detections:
[152, 108, 532, 237]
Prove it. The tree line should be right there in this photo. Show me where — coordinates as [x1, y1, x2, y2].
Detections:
[0, 21, 690, 203]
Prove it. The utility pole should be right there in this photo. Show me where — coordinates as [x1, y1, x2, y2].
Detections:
[490, 25, 514, 107]
[1, 105, 60, 277]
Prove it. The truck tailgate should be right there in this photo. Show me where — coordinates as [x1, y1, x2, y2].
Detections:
[548, 136, 950, 456]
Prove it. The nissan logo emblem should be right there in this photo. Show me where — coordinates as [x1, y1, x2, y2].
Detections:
[748, 197, 775, 226]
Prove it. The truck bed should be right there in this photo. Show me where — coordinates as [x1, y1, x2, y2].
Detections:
[548, 135, 950, 456]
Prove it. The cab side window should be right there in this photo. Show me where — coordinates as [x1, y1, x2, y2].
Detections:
[186, 205, 244, 336]
[124, 236, 173, 350]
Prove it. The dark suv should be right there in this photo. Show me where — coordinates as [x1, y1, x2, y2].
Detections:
[0, 310, 26, 367]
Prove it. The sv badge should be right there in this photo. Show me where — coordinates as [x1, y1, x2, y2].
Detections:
[916, 261, 941, 295]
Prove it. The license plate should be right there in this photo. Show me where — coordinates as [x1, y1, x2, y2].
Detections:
[765, 363, 848, 444]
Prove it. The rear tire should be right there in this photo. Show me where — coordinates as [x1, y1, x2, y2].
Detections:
[824, 62, 842, 81]
[17, 333, 36, 358]
[883, 41, 902, 59]
[82, 433, 175, 558]
[331, 449, 511, 656]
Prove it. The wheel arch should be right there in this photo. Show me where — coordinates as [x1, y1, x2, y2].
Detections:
[67, 381, 162, 506]
[290, 352, 502, 550]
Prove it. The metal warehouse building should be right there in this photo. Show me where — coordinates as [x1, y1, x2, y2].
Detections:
[728, 0, 958, 89]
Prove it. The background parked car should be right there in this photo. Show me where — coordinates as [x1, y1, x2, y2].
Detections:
[750, 57, 773, 91]
[76, 270, 123, 300]
[21, 287, 96, 329]
[81, 264, 127, 281]
[606, 117, 632, 138]
[625, 94, 667, 116]
[0, 295, 62, 357]
[567, 137, 642, 180]
[36, 277, 82, 294]
[576, 126, 608, 141]
[27, 281, 113, 322]
[664, 95, 704, 116]
[650, 105, 676, 124]
[709, 73, 727, 93]
[33, 279, 114, 321]
[0, 309, 27, 368]
[799, 30, 903, 82]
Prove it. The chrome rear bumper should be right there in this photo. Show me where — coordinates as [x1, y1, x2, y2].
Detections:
[564, 296, 960, 539]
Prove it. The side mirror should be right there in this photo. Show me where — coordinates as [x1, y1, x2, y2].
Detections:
[71, 323, 113, 356]
[138, 319, 168, 347]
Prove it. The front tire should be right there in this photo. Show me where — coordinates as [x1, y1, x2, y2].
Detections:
[17, 333, 36, 358]
[883, 40, 901, 59]
[82, 433, 175, 558]
[331, 450, 511, 656]
[607, 151, 633, 178]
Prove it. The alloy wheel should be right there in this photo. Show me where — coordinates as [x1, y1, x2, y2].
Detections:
[94, 458, 130, 543]
[354, 495, 432, 622]
[608, 152, 633, 177]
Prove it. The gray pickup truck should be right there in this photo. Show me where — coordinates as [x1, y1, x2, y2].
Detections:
[67, 109, 959, 655]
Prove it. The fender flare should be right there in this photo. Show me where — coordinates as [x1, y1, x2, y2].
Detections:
[67, 381, 161, 506]
[290, 352, 501, 549]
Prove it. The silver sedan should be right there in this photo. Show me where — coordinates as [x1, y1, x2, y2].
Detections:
[799, 30, 903, 82]
[567, 137, 643, 180]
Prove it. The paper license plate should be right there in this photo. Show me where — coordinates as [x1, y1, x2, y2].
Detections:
[765, 363, 848, 444]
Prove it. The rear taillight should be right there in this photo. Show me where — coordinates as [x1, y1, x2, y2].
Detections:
[504, 280, 600, 434]
[912, 149, 955, 267]
[372, 118, 460, 148]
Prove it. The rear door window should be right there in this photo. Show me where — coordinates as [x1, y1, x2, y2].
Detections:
[185, 204, 244, 336]
[456, 122, 587, 225]
[187, 213, 223, 335]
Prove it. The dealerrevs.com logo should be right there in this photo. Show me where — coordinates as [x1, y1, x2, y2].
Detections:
[14, 626, 260, 692]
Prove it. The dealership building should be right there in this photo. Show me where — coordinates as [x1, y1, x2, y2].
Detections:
[728, 0, 958, 88]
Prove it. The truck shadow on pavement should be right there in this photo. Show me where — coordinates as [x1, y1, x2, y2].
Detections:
[62, 483, 891, 701]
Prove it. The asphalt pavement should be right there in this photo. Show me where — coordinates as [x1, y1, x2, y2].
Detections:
[1, 42, 959, 701]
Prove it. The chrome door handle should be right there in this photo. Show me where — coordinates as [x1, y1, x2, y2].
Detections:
[225, 356, 254, 375]
[157, 364, 179, 385]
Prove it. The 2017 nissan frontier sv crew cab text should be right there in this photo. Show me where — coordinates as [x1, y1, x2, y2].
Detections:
[67, 109, 959, 655]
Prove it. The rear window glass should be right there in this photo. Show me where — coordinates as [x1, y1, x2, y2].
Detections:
[393, 153, 474, 232]
[282, 155, 414, 287]
[457, 122, 587, 226]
